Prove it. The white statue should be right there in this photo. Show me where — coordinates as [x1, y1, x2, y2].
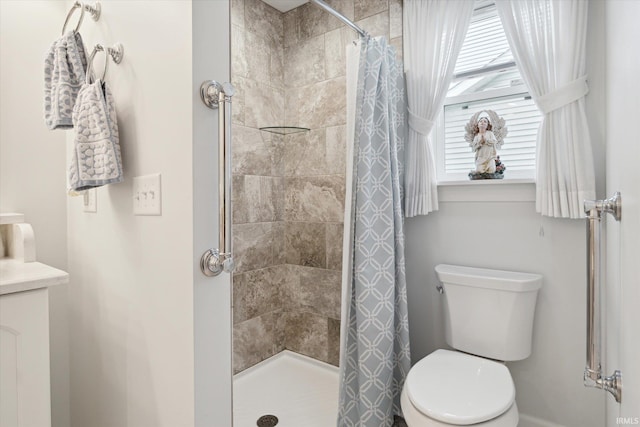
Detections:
[464, 110, 507, 177]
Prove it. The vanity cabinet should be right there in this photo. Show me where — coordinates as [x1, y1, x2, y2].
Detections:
[0, 213, 68, 427]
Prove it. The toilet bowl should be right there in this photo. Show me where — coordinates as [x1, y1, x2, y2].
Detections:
[401, 264, 542, 427]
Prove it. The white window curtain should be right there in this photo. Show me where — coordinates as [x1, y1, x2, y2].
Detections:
[403, 0, 474, 217]
[496, 0, 596, 218]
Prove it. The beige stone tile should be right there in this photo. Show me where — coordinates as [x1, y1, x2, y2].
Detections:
[245, 31, 272, 85]
[232, 175, 249, 224]
[232, 175, 284, 224]
[270, 133, 286, 177]
[286, 222, 326, 267]
[284, 311, 329, 362]
[285, 175, 346, 222]
[232, 24, 248, 78]
[355, 0, 388, 21]
[284, 129, 327, 176]
[390, 36, 403, 63]
[356, 11, 389, 40]
[233, 311, 285, 373]
[297, 266, 342, 318]
[230, 76, 246, 125]
[231, 125, 273, 176]
[326, 222, 344, 271]
[297, 2, 339, 41]
[294, 0, 354, 41]
[284, 35, 326, 88]
[283, 132, 306, 176]
[243, 79, 285, 129]
[284, 89, 300, 127]
[231, 0, 245, 28]
[283, 8, 300, 49]
[271, 45, 284, 88]
[233, 222, 284, 272]
[298, 77, 347, 129]
[327, 0, 355, 21]
[233, 266, 284, 324]
[327, 317, 341, 366]
[245, 0, 284, 49]
[389, 0, 402, 39]
[325, 27, 356, 79]
[278, 264, 300, 312]
[273, 177, 285, 220]
[325, 125, 346, 175]
[272, 221, 287, 265]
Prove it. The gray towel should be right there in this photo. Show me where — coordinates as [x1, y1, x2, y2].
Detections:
[68, 80, 123, 194]
[44, 31, 88, 130]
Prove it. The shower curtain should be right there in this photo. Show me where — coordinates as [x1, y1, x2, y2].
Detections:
[338, 36, 410, 427]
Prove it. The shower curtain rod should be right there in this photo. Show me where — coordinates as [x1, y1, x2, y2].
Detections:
[309, 0, 369, 38]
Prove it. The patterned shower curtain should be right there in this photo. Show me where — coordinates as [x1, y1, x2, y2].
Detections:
[338, 36, 411, 427]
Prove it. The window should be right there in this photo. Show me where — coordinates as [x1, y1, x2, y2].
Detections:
[435, 1, 543, 182]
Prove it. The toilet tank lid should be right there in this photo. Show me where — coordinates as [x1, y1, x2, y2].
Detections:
[435, 264, 542, 292]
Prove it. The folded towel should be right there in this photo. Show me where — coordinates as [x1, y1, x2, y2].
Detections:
[44, 31, 88, 130]
[68, 79, 123, 194]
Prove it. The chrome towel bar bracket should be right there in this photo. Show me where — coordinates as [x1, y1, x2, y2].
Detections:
[200, 80, 235, 277]
[584, 191, 622, 403]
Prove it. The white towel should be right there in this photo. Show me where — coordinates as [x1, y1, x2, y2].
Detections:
[68, 80, 123, 194]
[44, 31, 88, 130]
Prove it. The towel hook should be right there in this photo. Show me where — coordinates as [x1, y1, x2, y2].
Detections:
[61, 1, 101, 35]
[86, 43, 124, 83]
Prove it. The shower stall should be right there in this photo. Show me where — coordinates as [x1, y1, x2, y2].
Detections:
[227, 0, 404, 424]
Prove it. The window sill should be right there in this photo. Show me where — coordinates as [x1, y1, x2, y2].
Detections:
[437, 179, 535, 202]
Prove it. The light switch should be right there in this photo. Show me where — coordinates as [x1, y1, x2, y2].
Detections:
[133, 173, 162, 216]
[83, 188, 97, 213]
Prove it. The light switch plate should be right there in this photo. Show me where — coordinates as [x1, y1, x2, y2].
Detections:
[133, 173, 162, 216]
[83, 188, 97, 213]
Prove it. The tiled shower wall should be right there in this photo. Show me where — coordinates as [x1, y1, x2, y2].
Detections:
[231, 0, 402, 374]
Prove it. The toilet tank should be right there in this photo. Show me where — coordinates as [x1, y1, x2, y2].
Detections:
[435, 264, 542, 361]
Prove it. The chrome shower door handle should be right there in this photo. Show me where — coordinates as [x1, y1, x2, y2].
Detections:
[200, 80, 235, 277]
[583, 192, 622, 402]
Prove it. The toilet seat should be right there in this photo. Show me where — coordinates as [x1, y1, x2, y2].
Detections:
[401, 388, 519, 427]
[404, 349, 515, 425]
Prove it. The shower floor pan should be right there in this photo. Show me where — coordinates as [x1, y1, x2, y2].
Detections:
[233, 350, 339, 427]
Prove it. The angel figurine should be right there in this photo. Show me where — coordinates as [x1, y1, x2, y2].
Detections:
[464, 110, 508, 179]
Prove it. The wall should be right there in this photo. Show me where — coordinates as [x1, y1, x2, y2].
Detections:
[63, 1, 200, 426]
[230, 0, 287, 373]
[605, 0, 640, 423]
[192, 1, 234, 425]
[58, 1, 231, 427]
[403, 2, 606, 426]
[0, 2, 70, 427]
[231, 0, 402, 373]
[1, 2, 232, 426]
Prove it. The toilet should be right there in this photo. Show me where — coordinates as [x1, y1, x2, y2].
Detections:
[401, 264, 542, 427]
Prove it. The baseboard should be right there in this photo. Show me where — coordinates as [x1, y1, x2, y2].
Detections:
[519, 413, 567, 427]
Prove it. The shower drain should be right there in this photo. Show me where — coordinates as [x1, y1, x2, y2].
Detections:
[256, 414, 279, 427]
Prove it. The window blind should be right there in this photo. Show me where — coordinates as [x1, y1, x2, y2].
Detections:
[454, 5, 513, 77]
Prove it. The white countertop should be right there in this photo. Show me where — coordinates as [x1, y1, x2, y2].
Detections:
[0, 259, 68, 295]
[0, 213, 25, 224]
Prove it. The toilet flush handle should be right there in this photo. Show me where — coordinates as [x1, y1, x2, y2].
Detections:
[436, 283, 444, 294]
